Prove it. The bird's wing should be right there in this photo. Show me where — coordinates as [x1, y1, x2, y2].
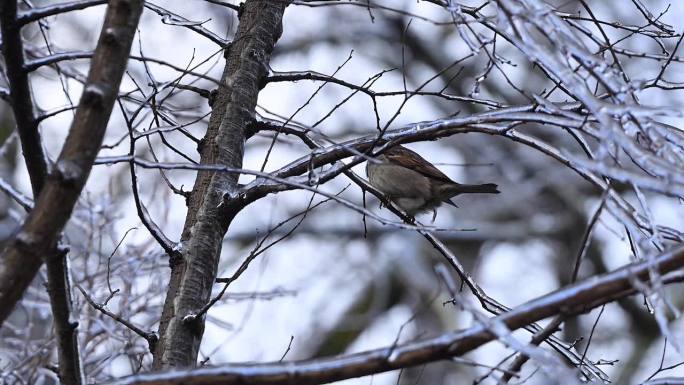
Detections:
[385, 146, 454, 183]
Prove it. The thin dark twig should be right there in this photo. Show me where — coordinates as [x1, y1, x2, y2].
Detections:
[118, 99, 180, 258]
[76, 285, 158, 352]
[259, 51, 354, 172]
[279, 336, 295, 362]
[105, 227, 138, 304]
[579, 304, 606, 371]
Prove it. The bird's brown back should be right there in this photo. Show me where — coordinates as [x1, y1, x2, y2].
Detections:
[382, 145, 454, 184]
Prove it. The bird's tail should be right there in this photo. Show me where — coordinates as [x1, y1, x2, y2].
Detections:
[461, 183, 500, 194]
[443, 183, 500, 196]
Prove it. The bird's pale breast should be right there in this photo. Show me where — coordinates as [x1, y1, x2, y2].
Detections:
[366, 160, 431, 208]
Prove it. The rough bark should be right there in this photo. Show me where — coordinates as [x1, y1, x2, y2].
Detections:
[45, 247, 84, 385]
[0, 0, 144, 334]
[152, 0, 290, 369]
[1, 3, 86, 384]
[0, 0, 47, 196]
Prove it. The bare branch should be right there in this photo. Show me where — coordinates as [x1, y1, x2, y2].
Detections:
[0, 0, 144, 327]
[144, 2, 229, 47]
[17, 0, 108, 25]
[111, 246, 684, 385]
[0, 177, 33, 211]
[76, 285, 158, 352]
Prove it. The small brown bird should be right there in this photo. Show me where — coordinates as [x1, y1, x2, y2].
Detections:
[366, 145, 499, 218]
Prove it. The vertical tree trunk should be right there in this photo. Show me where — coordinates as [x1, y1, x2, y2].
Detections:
[0, 3, 144, 385]
[0, 0, 47, 197]
[152, 0, 290, 369]
[0, 0, 144, 325]
[1, 2, 144, 384]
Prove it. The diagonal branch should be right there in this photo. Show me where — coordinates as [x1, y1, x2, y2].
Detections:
[1, 3, 84, 384]
[243, 119, 608, 379]
[144, 2, 228, 46]
[45, 245, 85, 385]
[111, 246, 684, 385]
[0, 0, 144, 335]
[0, 5, 145, 383]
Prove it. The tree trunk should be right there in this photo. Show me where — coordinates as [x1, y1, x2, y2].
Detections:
[152, 0, 291, 369]
[0, 0, 144, 328]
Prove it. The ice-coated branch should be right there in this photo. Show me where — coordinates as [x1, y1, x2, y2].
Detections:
[112, 245, 684, 385]
[17, 0, 107, 25]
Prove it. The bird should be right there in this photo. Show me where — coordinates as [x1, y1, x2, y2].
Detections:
[365, 144, 499, 219]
